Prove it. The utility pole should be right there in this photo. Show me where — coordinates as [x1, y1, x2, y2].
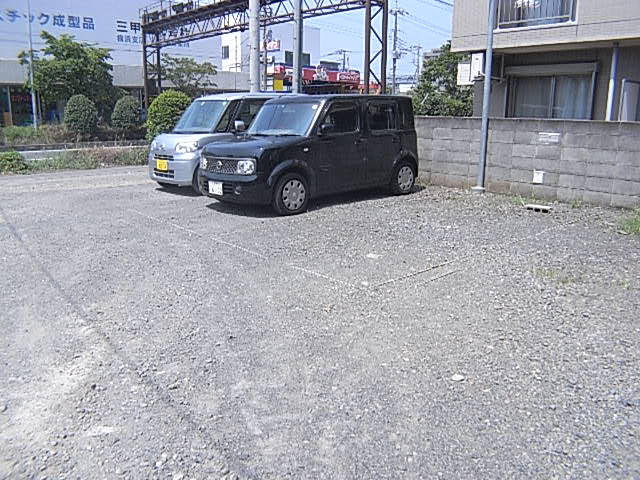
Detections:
[249, 0, 260, 92]
[414, 45, 422, 82]
[390, 6, 405, 95]
[292, 0, 303, 93]
[262, 22, 268, 91]
[26, 0, 38, 129]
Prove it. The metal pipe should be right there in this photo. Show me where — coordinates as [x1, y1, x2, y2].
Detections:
[292, 0, 303, 93]
[606, 42, 620, 121]
[26, 0, 38, 129]
[363, 0, 371, 93]
[473, 0, 498, 194]
[249, 0, 260, 92]
[156, 45, 162, 92]
[381, 0, 388, 92]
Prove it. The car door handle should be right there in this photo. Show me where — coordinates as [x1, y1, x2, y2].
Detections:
[354, 138, 364, 145]
[391, 136, 400, 143]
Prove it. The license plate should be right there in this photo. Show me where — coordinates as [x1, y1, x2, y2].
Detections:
[156, 159, 168, 171]
[208, 181, 223, 196]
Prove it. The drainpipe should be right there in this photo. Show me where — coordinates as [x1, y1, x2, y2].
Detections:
[605, 42, 620, 121]
[473, 0, 498, 193]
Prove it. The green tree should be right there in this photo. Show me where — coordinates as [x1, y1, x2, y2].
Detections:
[64, 94, 98, 136]
[412, 42, 473, 117]
[111, 96, 142, 130]
[19, 31, 120, 119]
[146, 90, 192, 140]
[161, 54, 217, 98]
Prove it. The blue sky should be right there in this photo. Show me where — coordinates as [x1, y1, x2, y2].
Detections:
[307, 0, 453, 79]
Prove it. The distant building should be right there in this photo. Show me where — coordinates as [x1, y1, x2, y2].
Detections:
[423, 47, 444, 64]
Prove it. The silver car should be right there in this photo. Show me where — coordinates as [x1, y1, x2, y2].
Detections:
[148, 92, 277, 193]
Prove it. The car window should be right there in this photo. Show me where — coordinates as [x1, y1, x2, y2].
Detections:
[398, 99, 415, 130]
[367, 101, 397, 131]
[214, 100, 240, 132]
[320, 102, 359, 134]
[235, 99, 268, 128]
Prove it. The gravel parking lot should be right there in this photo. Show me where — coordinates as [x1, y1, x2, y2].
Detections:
[1, 166, 639, 480]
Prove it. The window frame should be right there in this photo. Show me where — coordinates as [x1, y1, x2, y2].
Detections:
[318, 100, 360, 136]
[496, 0, 577, 30]
[366, 100, 398, 133]
[221, 45, 230, 60]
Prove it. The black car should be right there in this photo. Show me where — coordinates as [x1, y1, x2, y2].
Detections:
[198, 94, 418, 215]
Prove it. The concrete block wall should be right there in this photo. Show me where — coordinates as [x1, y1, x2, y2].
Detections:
[416, 117, 640, 208]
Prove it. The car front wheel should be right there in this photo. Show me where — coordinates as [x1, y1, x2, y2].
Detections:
[272, 173, 309, 215]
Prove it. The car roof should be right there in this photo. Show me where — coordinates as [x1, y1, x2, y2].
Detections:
[194, 92, 282, 101]
[264, 94, 409, 104]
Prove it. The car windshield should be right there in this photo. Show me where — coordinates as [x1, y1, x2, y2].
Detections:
[247, 101, 320, 136]
[173, 100, 229, 133]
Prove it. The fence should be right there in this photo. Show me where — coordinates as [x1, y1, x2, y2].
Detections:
[416, 117, 640, 208]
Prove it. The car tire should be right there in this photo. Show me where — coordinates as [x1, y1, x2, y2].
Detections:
[191, 168, 203, 195]
[391, 161, 416, 195]
[156, 181, 173, 188]
[272, 173, 309, 216]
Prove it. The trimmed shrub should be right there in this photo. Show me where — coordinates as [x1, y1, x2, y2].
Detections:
[146, 90, 191, 140]
[64, 94, 98, 135]
[111, 95, 142, 130]
[0, 151, 30, 174]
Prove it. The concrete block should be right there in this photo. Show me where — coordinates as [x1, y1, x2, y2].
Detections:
[452, 128, 473, 140]
[486, 179, 511, 194]
[432, 150, 451, 163]
[614, 165, 640, 182]
[419, 159, 431, 174]
[444, 162, 470, 176]
[582, 190, 612, 207]
[561, 147, 589, 162]
[432, 139, 452, 151]
[513, 144, 537, 158]
[557, 120, 592, 134]
[433, 127, 453, 139]
[513, 119, 541, 132]
[618, 135, 640, 152]
[594, 122, 621, 136]
[557, 188, 584, 203]
[585, 176, 613, 193]
[558, 174, 585, 189]
[559, 160, 586, 176]
[470, 129, 482, 141]
[616, 151, 640, 167]
[618, 123, 640, 137]
[531, 184, 558, 201]
[431, 160, 451, 174]
[611, 194, 640, 209]
[536, 159, 562, 173]
[470, 141, 481, 154]
[451, 140, 471, 153]
[418, 170, 432, 183]
[514, 130, 538, 145]
[536, 145, 561, 160]
[450, 151, 471, 165]
[511, 169, 534, 183]
[512, 156, 536, 171]
[487, 166, 510, 181]
[488, 153, 512, 169]
[490, 119, 516, 131]
[489, 129, 515, 143]
[444, 174, 471, 188]
[536, 172, 559, 186]
[586, 149, 617, 165]
[562, 133, 589, 148]
[586, 134, 618, 150]
[612, 180, 640, 196]
[586, 164, 616, 178]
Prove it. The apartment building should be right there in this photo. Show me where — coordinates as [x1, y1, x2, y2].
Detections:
[452, 0, 640, 121]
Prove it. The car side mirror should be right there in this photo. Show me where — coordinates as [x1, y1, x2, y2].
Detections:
[234, 120, 246, 132]
[319, 124, 335, 136]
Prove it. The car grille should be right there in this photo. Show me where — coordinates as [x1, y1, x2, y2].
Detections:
[154, 153, 174, 161]
[203, 155, 239, 174]
[154, 169, 174, 178]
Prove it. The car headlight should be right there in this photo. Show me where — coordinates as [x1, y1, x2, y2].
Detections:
[200, 153, 208, 170]
[236, 159, 256, 175]
[150, 140, 158, 150]
[175, 141, 199, 153]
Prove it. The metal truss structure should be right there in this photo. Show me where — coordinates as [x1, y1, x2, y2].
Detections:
[141, 0, 388, 107]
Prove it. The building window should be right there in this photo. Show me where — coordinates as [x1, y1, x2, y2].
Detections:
[284, 51, 311, 66]
[222, 45, 229, 60]
[510, 74, 592, 119]
[498, 0, 576, 29]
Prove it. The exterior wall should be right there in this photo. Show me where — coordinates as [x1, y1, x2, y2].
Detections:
[452, 0, 640, 53]
[472, 47, 640, 120]
[416, 116, 640, 208]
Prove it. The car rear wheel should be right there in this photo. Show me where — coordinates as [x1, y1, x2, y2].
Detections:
[272, 173, 309, 215]
[391, 162, 416, 195]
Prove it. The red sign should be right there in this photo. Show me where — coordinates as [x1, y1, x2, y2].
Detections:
[273, 64, 360, 85]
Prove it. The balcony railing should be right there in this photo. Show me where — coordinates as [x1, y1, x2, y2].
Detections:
[497, 0, 575, 29]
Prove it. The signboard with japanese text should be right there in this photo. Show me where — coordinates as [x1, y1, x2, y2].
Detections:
[0, 0, 220, 66]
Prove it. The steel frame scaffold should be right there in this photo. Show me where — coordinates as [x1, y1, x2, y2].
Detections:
[140, 0, 388, 108]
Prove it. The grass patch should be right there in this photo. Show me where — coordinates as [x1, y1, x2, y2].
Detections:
[534, 267, 576, 285]
[618, 209, 640, 236]
[0, 151, 30, 174]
